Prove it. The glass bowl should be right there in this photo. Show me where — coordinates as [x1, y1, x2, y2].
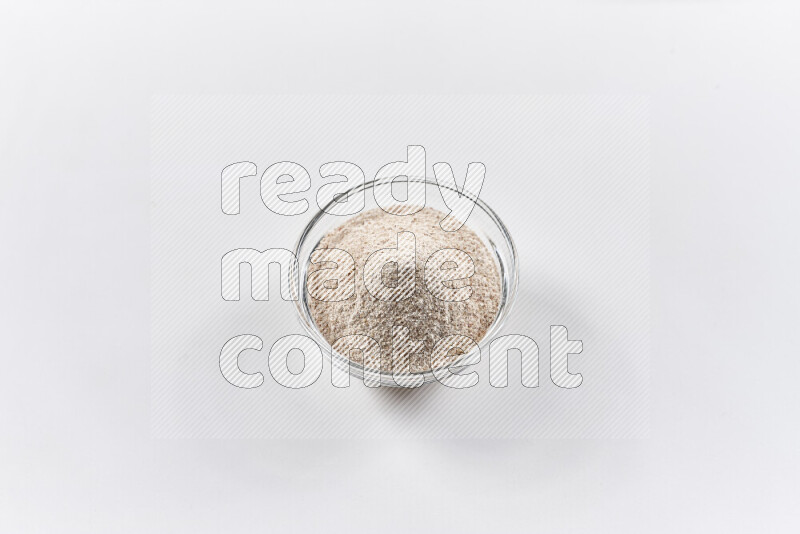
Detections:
[293, 177, 518, 387]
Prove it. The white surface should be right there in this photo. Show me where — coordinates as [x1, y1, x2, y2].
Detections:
[1, 1, 799, 532]
[150, 95, 650, 439]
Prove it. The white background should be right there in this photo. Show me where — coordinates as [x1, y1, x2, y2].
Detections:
[1, 1, 799, 532]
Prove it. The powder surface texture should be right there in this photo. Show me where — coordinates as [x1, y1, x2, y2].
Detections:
[307, 207, 501, 374]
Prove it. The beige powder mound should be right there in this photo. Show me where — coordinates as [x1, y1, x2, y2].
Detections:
[307, 207, 501, 374]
